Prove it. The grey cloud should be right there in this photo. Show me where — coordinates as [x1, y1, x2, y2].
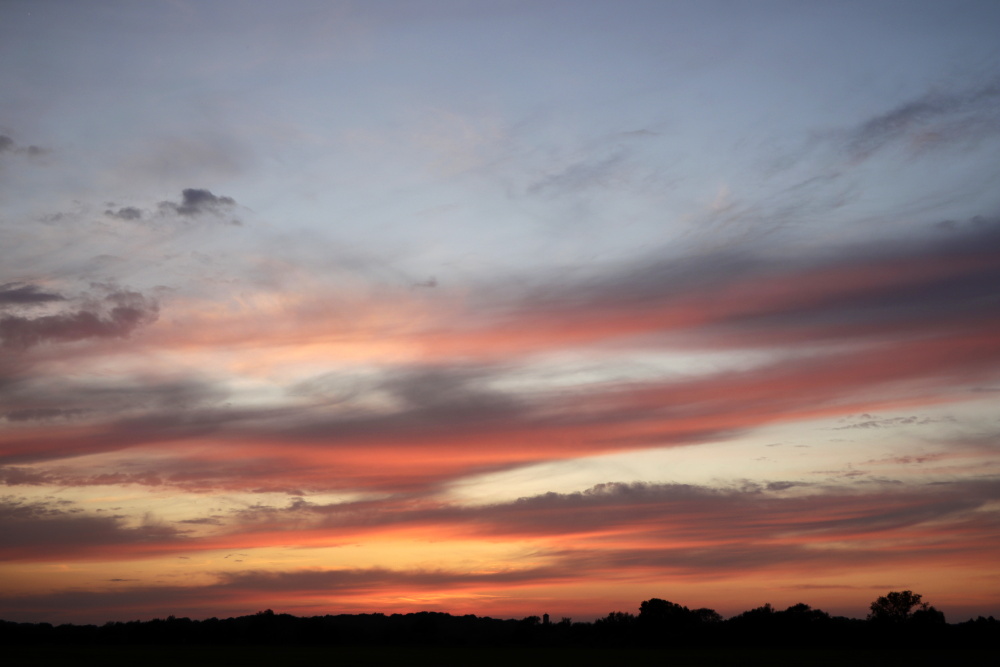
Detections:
[0, 289, 158, 349]
[127, 132, 248, 185]
[845, 81, 1000, 161]
[765, 481, 805, 492]
[831, 414, 952, 431]
[526, 152, 630, 196]
[290, 362, 507, 410]
[0, 364, 710, 487]
[158, 188, 238, 221]
[104, 206, 144, 221]
[380, 363, 516, 415]
[456, 482, 756, 537]
[2, 208, 996, 482]
[451, 480, 1000, 554]
[0, 563, 571, 624]
[0, 467, 50, 486]
[0, 584, 220, 625]
[584, 540, 912, 576]
[96, 376, 229, 412]
[0, 372, 236, 470]
[0, 134, 47, 157]
[0, 402, 254, 467]
[177, 516, 224, 526]
[281, 363, 530, 444]
[209, 479, 1000, 575]
[0, 496, 181, 555]
[0, 375, 226, 426]
[511, 213, 1000, 343]
[216, 563, 573, 594]
[0, 283, 65, 306]
[1, 480, 995, 622]
[513, 481, 988, 538]
[287, 371, 368, 404]
[2, 408, 84, 422]
[0, 465, 166, 488]
[587, 497, 1000, 576]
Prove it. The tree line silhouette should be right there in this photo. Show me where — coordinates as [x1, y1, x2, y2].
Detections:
[2, 591, 996, 649]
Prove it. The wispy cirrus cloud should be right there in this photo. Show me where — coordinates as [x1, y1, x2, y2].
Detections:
[844, 80, 1000, 161]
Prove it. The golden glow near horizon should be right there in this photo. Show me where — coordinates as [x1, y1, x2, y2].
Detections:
[3, 0, 1000, 625]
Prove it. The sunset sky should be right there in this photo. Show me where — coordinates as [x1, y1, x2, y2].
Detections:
[2, 0, 1000, 625]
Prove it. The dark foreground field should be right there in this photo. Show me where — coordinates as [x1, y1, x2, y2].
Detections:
[6, 645, 997, 667]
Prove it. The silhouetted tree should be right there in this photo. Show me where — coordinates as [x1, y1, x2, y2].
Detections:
[910, 604, 946, 626]
[638, 598, 695, 624]
[636, 598, 713, 646]
[740, 602, 775, 618]
[5, 594, 993, 650]
[867, 591, 933, 623]
[692, 607, 723, 624]
[781, 602, 829, 622]
[595, 611, 635, 626]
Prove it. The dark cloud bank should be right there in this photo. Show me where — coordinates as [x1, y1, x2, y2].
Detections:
[103, 188, 239, 224]
[0, 289, 158, 349]
[159, 188, 238, 221]
[0, 134, 46, 157]
[0, 284, 65, 306]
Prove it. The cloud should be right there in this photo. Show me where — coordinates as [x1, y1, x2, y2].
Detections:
[3, 479, 995, 604]
[0, 289, 158, 349]
[1, 479, 996, 623]
[526, 152, 630, 196]
[378, 363, 520, 417]
[0, 214, 997, 498]
[0, 496, 182, 558]
[124, 133, 249, 184]
[0, 374, 226, 420]
[158, 188, 238, 219]
[446, 481, 996, 541]
[2, 275, 994, 489]
[831, 413, 954, 431]
[0, 562, 574, 623]
[215, 564, 573, 593]
[104, 206, 144, 221]
[844, 81, 1000, 161]
[1, 408, 84, 423]
[104, 189, 241, 225]
[0, 283, 65, 307]
[0, 467, 51, 485]
[419, 214, 1000, 357]
[0, 134, 47, 157]
[198, 479, 1000, 562]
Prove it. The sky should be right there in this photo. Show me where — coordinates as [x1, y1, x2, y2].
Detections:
[2, 0, 1000, 625]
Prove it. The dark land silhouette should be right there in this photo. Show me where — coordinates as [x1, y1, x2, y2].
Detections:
[2, 591, 997, 654]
